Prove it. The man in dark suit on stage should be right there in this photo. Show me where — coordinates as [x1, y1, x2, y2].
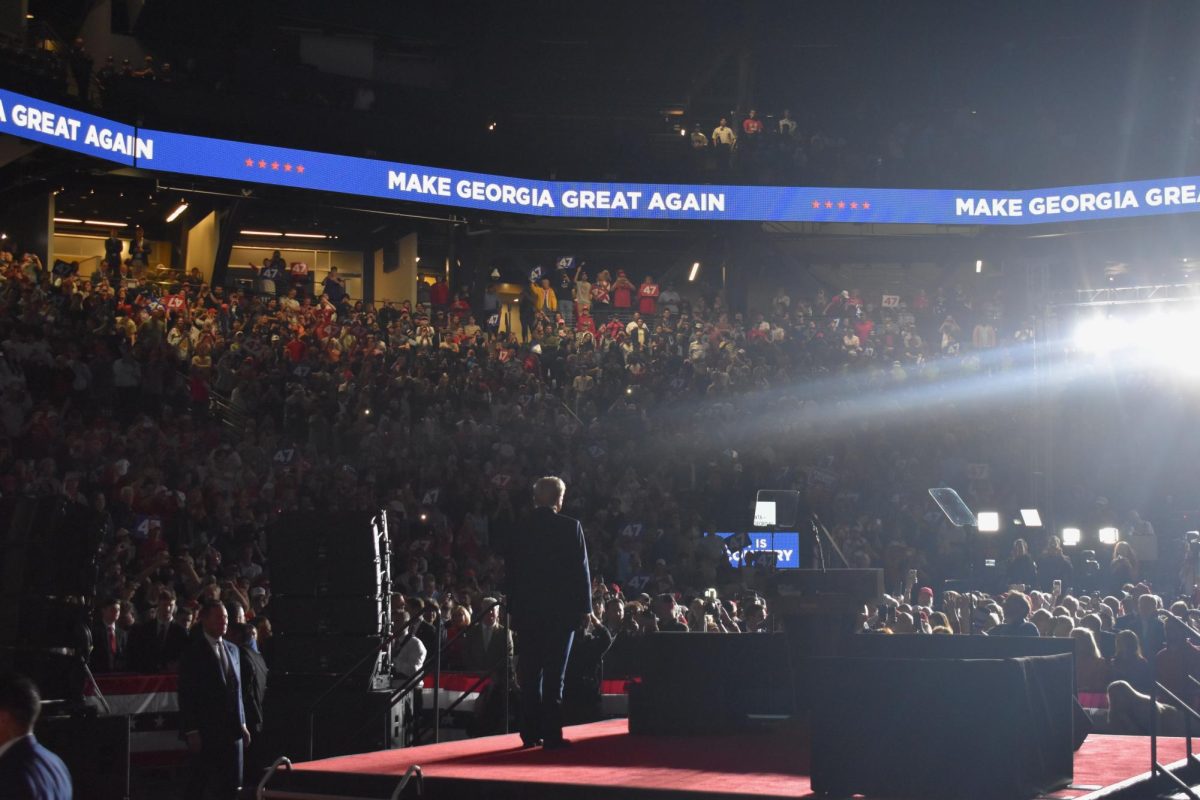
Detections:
[507, 476, 591, 749]
[178, 599, 250, 800]
[0, 672, 72, 799]
[129, 589, 190, 672]
[89, 596, 127, 674]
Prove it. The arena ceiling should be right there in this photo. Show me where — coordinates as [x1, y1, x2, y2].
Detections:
[25, 0, 1200, 186]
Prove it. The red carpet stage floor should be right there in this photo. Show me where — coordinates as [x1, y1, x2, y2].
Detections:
[288, 719, 1192, 800]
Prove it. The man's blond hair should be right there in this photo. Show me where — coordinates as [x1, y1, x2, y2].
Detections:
[533, 476, 566, 508]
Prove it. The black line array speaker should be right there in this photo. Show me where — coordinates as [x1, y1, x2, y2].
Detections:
[268, 595, 384, 636]
[269, 511, 381, 596]
[268, 633, 384, 674]
[266, 511, 391, 679]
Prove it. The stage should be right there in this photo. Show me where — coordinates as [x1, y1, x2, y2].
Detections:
[264, 719, 1195, 800]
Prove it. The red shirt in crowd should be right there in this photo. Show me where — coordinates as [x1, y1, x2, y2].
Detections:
[285, 338, 306, 362]
[638, 280, 660, 315]
[855, 319, 874, 342]
[430, 280, 450, 308]
[611, 274, 635, 308]
[742, 116, 763, 135]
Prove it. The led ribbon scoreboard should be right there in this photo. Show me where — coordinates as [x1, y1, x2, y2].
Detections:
[6, 86, 1200, 226]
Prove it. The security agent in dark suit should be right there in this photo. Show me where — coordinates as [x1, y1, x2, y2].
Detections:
[129, 589, 190, 672]
[178, 599, 250, 800]
[460, 598, 515, 736]
[0, 672, 72, 800]
[460, 599, 514, 674]
[88, 596, 127, 674]
[226, 623, 268, 735]
[507, 476, 591, 749]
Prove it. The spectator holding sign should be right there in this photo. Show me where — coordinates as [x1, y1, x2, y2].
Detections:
[638, 275, 660, 316]
[289, 261, 310, 298]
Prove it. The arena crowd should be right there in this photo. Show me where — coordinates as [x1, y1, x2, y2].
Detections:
[2, 225, 1198, 739]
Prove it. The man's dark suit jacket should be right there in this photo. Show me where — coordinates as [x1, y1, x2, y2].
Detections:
[237, 645, 269, 734]
[89, 621, 128, 673]
[178, 635, 246, 743]
[129, 620, 190, 672]
[508, 506, 592, 633]
[0, 734, 72, 799]
[460, 624, 514, 673]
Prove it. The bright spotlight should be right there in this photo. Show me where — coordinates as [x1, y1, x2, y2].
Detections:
[1019, 509, 1042, 527]
[688, 262, 700, 282]
[976, 511, 1000, 532]
[1061, 527, 1082, 547]
[975, 259, 983, 273]
[1098, 527, 1120, 545]
[165, 202, 188, 222]
[1073, 315, 1126, 355]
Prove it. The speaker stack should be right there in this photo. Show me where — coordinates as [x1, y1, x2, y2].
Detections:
[267, 509, 391, 666]
[264, 509, 405, 759]
[0, 498, 96, 709]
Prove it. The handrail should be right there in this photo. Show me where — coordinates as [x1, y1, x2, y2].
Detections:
[1151, 676, 1200, 800]
[413, 668, 498, 745]
[1156, 682, 1200, 727]
[347, 619, 496, 746]
[1153, 765, 1199, 800]
[307, 635, 391, 760]
[256, 756, 291, 800]
[1161, 609, 1200, 643]
[389, 765, 423, 800]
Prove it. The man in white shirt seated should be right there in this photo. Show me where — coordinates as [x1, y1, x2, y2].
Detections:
[391, 610, 427, 682]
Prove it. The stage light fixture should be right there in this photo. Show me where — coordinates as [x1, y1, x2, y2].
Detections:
[688, 262, 700, 282]
[165, 202, 188, 222]
[240, 230, 284, 237]
[283, 232, 328, 239]
[1020, 509, 1043, 527]
[976, 511, 1000, 532]
[975, 259, 983, 273]
[53, 217, 83, 224]
[84, 220, 128, 227]
[1098, 527, 1119, 545]
[1062, 527, 1082, 547]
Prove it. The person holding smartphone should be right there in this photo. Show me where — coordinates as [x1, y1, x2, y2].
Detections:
[988, 592, 1040, 637]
